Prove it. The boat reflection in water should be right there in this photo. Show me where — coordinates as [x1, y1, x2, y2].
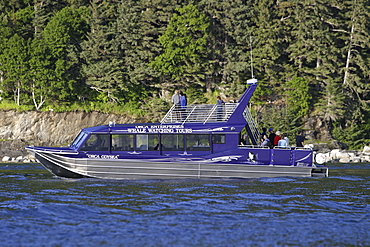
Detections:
[26, 79, 328, 179]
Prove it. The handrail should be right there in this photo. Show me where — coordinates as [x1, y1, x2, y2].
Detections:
[161, 103, 239, 124]
[161, 104, 176, 124]
[243, 107, 260, 144]
[181, 106, 197, 125]
[203, 104, 218, 124]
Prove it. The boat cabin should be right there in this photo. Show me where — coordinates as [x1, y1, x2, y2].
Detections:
[70, 122, 246, 156]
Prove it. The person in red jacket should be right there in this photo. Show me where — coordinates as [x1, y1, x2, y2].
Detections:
[274, 131, 281, 146]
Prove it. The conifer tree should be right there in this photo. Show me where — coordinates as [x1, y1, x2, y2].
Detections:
[80, 0, 124, 103]
[331, 0, 370, 147]
[246, 0, 286, 104]
[0, 34, 28, 105]
[248, 0, 284, 83]
[136, 0, 184, 98]
[337, 0, 370, 114]
[315, 78, 345, 123]
[150, 4, 211, 88]
[284, 77, 312, 126]
[27, 39, 54, 110]
[42, 6, 88, 103]
[199, 0, 254, 97]
[280, 0, 346, 127]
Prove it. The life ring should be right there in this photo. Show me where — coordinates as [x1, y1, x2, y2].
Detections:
[315, 153, 327, 164]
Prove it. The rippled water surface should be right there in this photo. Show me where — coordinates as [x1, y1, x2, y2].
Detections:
[1, 163, 369, 246]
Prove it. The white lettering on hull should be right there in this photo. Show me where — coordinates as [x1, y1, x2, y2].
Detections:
[87, 154, 119, 159]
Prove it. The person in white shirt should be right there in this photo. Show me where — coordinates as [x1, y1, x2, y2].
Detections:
[277, 133, 289, 147]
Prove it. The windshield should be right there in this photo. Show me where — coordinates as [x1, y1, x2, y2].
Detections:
[70, 131, 88, 149]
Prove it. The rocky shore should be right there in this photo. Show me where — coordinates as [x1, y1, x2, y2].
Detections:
[308, 143, 370, 164]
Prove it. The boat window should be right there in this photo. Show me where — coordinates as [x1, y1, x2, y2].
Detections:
[186, 134, 210, 151]
[136, 134, 159, 151]
[111, 134, 134, 151]
[161, 134, 184, 151]
[212, 134, 225, 144]
[70, 131, 87, 149]
[80, 134, 109, 151]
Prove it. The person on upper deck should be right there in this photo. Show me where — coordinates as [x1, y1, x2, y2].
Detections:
[171, 89, 181, 107]
[216, 96, 225, 105]
[180, 91, 187, 120]
[171, 89, 181, 121]
[180, 92, 187, 109]
[216, 96, 225, 121]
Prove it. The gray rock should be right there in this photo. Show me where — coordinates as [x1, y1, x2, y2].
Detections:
[330, 140, 348, 150]
[2, 156, 11, 162]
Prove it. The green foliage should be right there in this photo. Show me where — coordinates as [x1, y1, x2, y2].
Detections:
[11, 6, 34, 39]
[315, 79, 345, 123]
[42, 6, 89, 103]
[251, 80, 273, 105]
[0, 34, 29, 105]
[332, 123, 369, 150]
[284, 77, 312, 119]
[37, 100, 146, 117]
[139, 97, 169, 123]
[150, 4, 211, 85]
[184, 86, 207, 104]
[0, 99, 34, 111]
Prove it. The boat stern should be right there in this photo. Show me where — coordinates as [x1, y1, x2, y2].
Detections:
[311, 165, 329, 177]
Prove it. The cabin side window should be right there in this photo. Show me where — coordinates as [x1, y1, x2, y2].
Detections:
[212, 134, 226, 144]
[80, 134, 109, 151]
[161, 134, 184, 151]
[186, 134, 210, 151]
[111, 134, 134, 151]
[136, 134, 159, 151]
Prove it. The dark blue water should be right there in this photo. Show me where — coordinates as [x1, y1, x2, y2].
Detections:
[1, 163, 369, 246]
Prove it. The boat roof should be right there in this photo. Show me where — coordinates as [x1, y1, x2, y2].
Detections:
[83, 122, 247, 135]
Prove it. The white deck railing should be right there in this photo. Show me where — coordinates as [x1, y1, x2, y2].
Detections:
[243, 108, 260, 143]
[161, 103, 239, 124]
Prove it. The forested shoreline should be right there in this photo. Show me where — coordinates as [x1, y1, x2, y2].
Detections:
[0, 0, 369, 149]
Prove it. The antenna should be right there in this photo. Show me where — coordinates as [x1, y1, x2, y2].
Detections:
[247, 35, 258, 84]
[250, 35, 254, 79]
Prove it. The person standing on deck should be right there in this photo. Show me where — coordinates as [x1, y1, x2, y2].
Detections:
[180, 91, 187, 120]
[172, 89, 181, 106]
[261, 135, 273, 148]
[277, 133, 288, 147]
[268, 128, 276, 147]
[295, 131, 305, 147]
[260, 127, 267, 139]
[283, 132, 289, 146]
[274, 131, 281, 146]
[216, 96, 225, 121]
[171, 90, 181, 121]
[240, 134, 248, 146]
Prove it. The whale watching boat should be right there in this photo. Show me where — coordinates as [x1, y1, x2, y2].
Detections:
[26, 78, 328, 179]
